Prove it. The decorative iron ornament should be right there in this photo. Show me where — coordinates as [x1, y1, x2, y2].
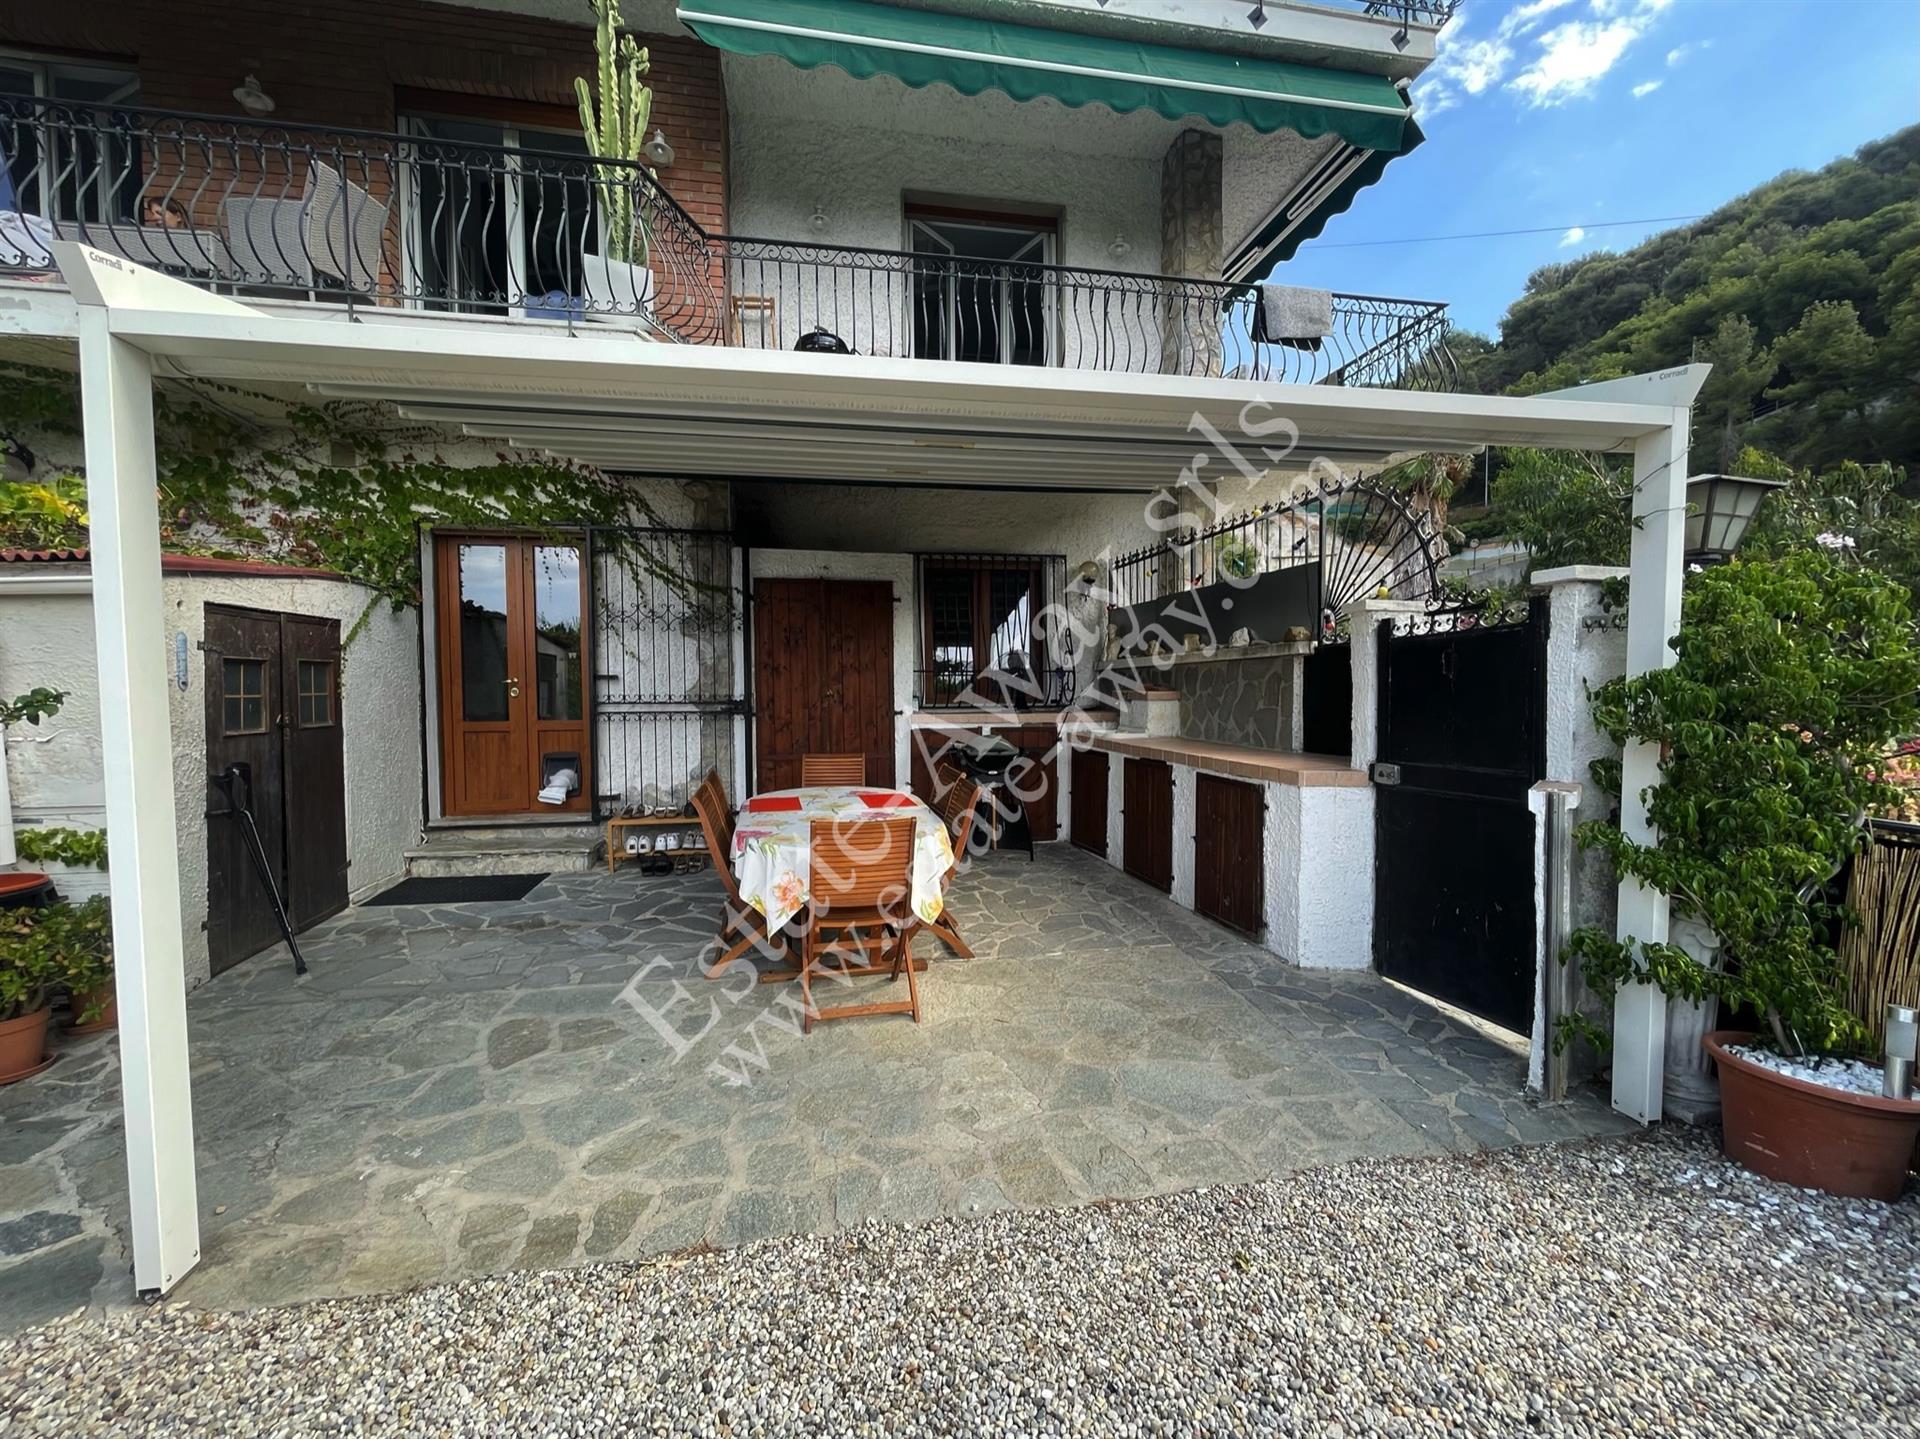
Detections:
[1387, 597, 1535, 637]
[1109, 477, 1448, 632]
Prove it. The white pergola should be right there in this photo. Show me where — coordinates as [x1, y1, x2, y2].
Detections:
[47, 243, 1704, 1296]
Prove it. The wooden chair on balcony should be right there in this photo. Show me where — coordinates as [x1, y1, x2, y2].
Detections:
[691, 779, 791, 979]
[799, 815, 921, 1031]
[801, 753, 866, 786]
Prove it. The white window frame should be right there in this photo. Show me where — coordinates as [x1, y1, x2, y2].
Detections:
[0, 49, 141, 226]
[905, 209, 1060, 367]
[397, 114, 587, 314]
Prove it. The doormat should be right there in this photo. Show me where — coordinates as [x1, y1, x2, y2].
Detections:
[365, 873, 549, 906]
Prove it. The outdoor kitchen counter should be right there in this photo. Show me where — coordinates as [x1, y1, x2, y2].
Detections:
[1087, 733, 1366, 787]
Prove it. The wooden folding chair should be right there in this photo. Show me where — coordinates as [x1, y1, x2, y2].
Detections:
[799, 815, 921, 1031]
[692, 781, 791, 979]
[916, 778, 980, 959]
[701, 767, 736, 857]
[801, 753, 866, 785]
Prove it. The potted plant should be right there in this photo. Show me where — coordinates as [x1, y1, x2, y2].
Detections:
[47, 898, 114, 1034]
[11, 825, 109, 903]
[0, 905, 61, 1082]
[575, 0, 656, 320]
[1562, 549, 1920, 1200]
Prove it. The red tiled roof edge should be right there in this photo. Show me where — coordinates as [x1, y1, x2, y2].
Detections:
[0, 548, 348, 582]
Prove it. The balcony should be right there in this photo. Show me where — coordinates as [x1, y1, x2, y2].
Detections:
[0, 96, 1456, 391]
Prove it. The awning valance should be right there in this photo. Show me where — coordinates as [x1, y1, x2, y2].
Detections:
[676, 0, 1419, 155]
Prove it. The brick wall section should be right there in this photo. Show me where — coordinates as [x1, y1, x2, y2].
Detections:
[0, 0, 728, 233]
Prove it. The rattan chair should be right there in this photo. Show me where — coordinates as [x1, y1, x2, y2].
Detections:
[801, 753, 866, 786]
[691, 780, 790, 979]
[799, 815, 921, 1031]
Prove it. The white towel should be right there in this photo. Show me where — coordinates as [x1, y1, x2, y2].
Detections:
[1258, 284, 1333, 342]
[537, 785, 568, 805]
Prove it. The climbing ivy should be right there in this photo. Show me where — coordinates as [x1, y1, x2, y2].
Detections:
[1, 363, 700, 639]
[12, 826, 107, 870]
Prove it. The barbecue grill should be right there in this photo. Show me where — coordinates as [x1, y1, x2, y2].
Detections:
[944, 730, 1034, 861]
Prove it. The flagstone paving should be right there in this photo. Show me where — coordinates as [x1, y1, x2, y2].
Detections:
[0, 845, 1634, 1332]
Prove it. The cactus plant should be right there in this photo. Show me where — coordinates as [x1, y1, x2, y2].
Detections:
[575, 0, 653, 267]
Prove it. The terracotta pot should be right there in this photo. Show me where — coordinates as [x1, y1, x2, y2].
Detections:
[0, 1007, 53, 1084]
[65, 986, 118, 1035]
[1704, 1030, 1920, 1201]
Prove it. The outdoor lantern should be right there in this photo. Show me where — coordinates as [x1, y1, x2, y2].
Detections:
[643, 129, 675, 168]
[1683, 473, 1786, 567]
[1884, 1004, 1917, 1100]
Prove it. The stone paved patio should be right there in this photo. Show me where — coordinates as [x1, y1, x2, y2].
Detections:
[0, 846, 1634, 1332]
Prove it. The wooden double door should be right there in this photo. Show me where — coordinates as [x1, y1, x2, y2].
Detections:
[435, 534, 591, 816]
[204, 606, 347, 974]
[753, 578, 895, 792]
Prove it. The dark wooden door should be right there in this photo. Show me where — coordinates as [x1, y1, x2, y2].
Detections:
[1004, 725, 1059, 842]
[1072, 748, 1108, 857]
[753, 578, 895, 791]
[205, 605, 348, 975]
[1194, 773, 1263, 935]
[435, 534, 590, 816]
[1374, 600, 1546, 1033]
[1122, 756, 1173, 893]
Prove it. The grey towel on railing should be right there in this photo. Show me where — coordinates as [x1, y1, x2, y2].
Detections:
[1255, 284, 1333, 351]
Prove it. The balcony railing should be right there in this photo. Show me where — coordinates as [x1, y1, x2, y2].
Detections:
[0, 96, 1455, 390]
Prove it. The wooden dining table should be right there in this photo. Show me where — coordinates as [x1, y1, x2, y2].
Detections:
[731, 785, 955, 933]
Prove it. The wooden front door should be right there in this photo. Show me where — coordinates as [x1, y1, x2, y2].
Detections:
[435, 534, 591, 817]
[753, 578, 895, 792]
[204, 606, 348, 974]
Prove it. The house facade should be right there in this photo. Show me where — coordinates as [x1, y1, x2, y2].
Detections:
[0, 0, 1709, 1303]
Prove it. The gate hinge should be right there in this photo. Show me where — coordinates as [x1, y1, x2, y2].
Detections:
[1370, 762, 1401, 786]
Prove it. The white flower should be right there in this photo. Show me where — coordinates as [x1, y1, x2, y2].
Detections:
[1815, 531, 1857, 550]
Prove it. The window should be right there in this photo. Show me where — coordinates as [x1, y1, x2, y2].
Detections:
[0, 53, 142, 229]
[916, 554, 1072, 708]
[906, 205, 1056, 366]
[400, 111, 594, 313]
[297, 660, 335, 727]
[222, 657, 268, 734]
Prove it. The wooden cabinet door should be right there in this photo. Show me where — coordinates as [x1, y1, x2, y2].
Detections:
[1122, 757, 1173, 893]
[1072, 748, 1108, 856]
[1194, 773, 1263, 936]
[754, 578, 895, 791]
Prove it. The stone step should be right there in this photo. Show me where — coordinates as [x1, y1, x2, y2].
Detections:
[406, 826, 601, 879]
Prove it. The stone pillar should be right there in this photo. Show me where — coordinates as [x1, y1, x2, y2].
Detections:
[1159, 128, 1223, 377]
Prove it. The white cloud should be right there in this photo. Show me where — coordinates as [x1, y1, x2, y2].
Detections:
[1510, 15, 1645, 105]
[1415, 0, 1671, 116]
[1559, 226, 1587, 247]
[1631, 78, 1663, 98]
[1665, 38, 1708, 66]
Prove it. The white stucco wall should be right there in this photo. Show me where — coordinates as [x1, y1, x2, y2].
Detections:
[747, 548, 915, 787]
[1169, 763, 1195, 908]
[1104, 745, 1126, 869]
[1, 567, 422, 989]
[1259, 781, 1371, 970]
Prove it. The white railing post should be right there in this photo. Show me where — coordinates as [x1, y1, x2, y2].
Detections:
[1610, 411, 1690, 1124]
[78, 307, 201, 1296]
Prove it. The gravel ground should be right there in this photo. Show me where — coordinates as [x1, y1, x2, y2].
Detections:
[4, 1129, 1917, 1438]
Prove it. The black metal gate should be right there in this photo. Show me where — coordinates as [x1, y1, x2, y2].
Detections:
[1372, 599, 1547, 1033]
[586, 527, 746, 818]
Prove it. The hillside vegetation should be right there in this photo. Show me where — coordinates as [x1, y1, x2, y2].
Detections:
[1453, 126, 1919, 474]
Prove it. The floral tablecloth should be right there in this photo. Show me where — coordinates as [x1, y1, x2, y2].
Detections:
[732, 786, 954, 933]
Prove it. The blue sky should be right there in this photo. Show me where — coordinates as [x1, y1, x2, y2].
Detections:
[1279, 0, 1920, 338]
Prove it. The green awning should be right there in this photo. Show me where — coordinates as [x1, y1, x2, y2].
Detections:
[676, 0, 1419, 155]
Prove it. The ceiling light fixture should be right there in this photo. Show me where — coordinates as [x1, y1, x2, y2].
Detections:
[232, 74, 276, 116]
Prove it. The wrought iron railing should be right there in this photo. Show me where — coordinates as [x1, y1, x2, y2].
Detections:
[717, 235, 1456, 386]
[0, 96, 1455, 388]
[0, 95, 721, 340]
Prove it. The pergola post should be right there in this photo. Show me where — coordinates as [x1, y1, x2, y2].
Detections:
[1609, 410, 1691, 1123]
[77, 307, 201, 1295]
